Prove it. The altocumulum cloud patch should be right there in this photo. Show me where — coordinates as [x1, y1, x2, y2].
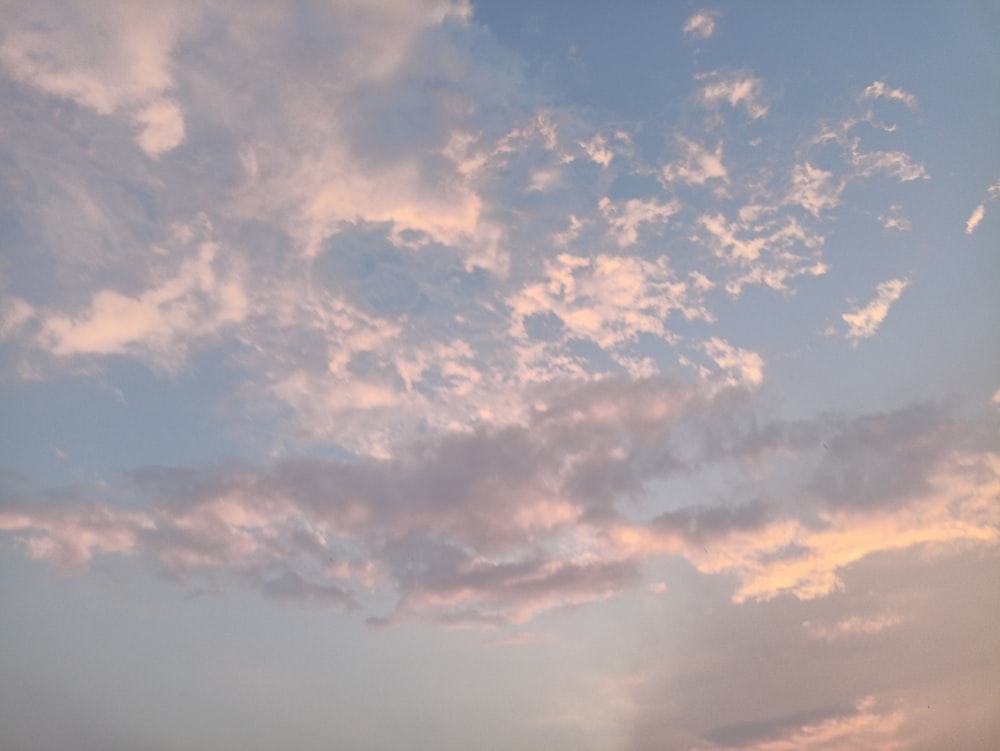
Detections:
[1, 4, 997, 751]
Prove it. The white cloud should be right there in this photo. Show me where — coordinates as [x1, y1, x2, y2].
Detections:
[0, 2, 189, 156]
[702, 337, 764, 386]
[508, 252, 708, 356]
[0, 296, 34, 340]
[841, 278, 908, 341]
[788, 163, 843, 217]
[37, 243, 247, 367]
[132, 98, 185, 158]
[964, 178, 1000, 234]
[877, 205, 911, 232]
[802, 613, 901, 641]
[662, 136, 729, 188]
[578, 134, 615, 167]
[850, 148, 927, 182]
[965, 204, 986, 234]
[696, 210, 827, 294]
[862, 80, 918, 110]
[689, 696, 906, 751]
[696, 70, 768, 119]
[683, 11, 717, 39]
[599, 196, 680, 247]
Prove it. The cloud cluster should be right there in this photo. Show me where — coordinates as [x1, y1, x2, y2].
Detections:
[3, 380, 996, 625]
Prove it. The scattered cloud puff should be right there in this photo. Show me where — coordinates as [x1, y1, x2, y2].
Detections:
[964, 178, 1000, 234]
[36, 243, 247, 369]
[662, 136, 729, 189]
[683, 10, 718, 40]
[696, 69, 768, 120]
[862, 80, 918, 110]
[599, 196, 680, 247]
[841, 278, 908, 341]
[877, 205, 912, 232]
[702, 337, 764, 387]
[965, 204, 986, 234]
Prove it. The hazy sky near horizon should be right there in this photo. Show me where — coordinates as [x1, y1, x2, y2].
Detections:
[1, 2, 998, 750]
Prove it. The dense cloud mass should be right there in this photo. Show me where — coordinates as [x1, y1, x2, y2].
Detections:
[1, 2, 998, 751]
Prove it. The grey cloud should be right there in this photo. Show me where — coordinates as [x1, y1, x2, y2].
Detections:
[807, 402, 966, 510]
[705, 702, 856, 747]
[3, 379, 994, 624]
[650, 498, 771, 546]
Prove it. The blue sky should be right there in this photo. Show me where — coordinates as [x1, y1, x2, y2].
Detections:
[1, 2, 998, 749]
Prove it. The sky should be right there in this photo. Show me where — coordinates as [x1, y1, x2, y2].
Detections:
[1, 1, 998, 749]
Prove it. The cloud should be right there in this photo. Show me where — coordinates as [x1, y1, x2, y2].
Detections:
[702, 337, 764, 386]
[849, 148, 927, 182]
[965, 204, 986, 234]
[509, 253, 704, 344]
[599, 196, 680, 247]
[36, 242, 247, 368]
[841, 278, 908, 341]
[695, 210, 827, 294]
[877, 205, 911, 232]
[862, 80, 918, 110]
[964, 178, 1000, 234]
[0, 1, 189, 156]
[696, 70, 768, 119]
[690, 696, 906, 751]
[787, 163, 843, 217]
[802, 613, 901, 642]
[662, 136, 729, 189]
[4, 380, 996, 622]
[683, 11, 718, 40]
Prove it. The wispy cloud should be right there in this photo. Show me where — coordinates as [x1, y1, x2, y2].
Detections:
[877, 205, 912, 232]
[690, 696, 906, 751]
[0, 2, 189, 156]
[841, 278, 908, 341]
[696, 69, 768, 120]
[802, 612, 902, 641]
[862, 80, 918, 110]
[683, 11, 718, 40]
[662, 136, 729, 189]
[964, 178, 1000, 234]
